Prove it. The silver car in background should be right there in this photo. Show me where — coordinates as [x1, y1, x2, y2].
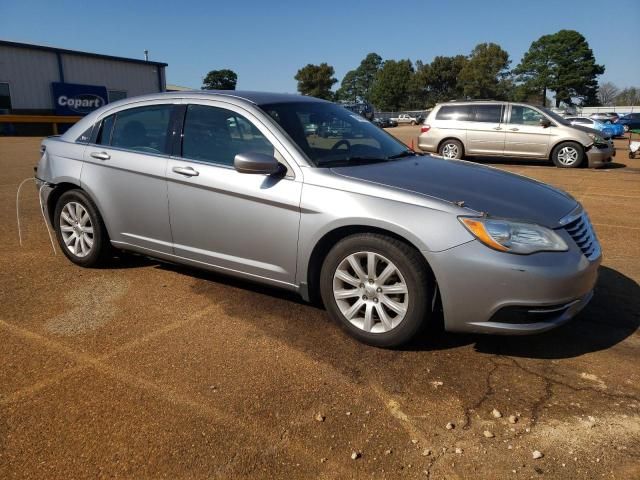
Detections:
[418, 101, 615, 168]
[36, 91, 601, 347]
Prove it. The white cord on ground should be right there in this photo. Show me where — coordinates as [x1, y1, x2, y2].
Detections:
[16, 177, 57, 255]
[39, 183, 57, 255]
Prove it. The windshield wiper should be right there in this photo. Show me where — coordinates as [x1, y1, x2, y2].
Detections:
[387, 150, 419, 159]
[316, 156, 389, 167]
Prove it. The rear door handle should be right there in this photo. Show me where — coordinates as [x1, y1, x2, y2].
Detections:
[90, 151, 110, 160]
[172, 166, 200, 177]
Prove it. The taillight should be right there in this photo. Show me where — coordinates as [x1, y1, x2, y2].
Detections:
[420, 124, 431, 133]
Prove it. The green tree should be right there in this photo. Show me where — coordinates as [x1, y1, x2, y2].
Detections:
[412, 55, 467, 107]
[369, 59, 414, 111]
[294, 63, 337, 100]
[458, 43, 512, 100]
[335, 69, 359, 102]
[336, 53, 383, 102]
[355, 53, 383, 102]
[513, 30, 604, 107]
[201, 69, 237, 90]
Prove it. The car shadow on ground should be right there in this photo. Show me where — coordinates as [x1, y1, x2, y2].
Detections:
[109, 255, 638, 360]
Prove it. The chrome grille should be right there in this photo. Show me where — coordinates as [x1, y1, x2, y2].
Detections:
[563, 213, 601, 261]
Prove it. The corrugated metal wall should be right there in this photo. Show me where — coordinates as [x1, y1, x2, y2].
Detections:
[0, 44, 165, 111]
[0, 45, 60, 109]
[62, 55, 163, 97]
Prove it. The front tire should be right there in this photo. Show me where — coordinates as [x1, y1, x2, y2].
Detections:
[54, 189, 111, 267]
[320, 234, 431, 347]
[551, 141, 584, 168]
[439, 139, 464, 159]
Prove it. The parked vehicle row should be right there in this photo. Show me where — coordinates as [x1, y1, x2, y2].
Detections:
[372, 117, 398, 128]
[566, 116, 625, 138]
[36, 91, 601, 347]
[617, 113, 640, 132]
[418, 101, 615, 168]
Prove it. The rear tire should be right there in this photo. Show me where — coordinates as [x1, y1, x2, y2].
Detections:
[439, 139, 464, 159]
[54, 189, 111, 267]
[320, 233, 431, 347]
[551, 141, 584, 168]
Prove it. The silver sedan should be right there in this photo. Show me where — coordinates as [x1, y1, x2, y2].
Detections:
[36, 91, 601, 347]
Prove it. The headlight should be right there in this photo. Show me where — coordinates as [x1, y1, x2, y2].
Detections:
[459, 217, 568, 254]
[588, 132, 606, 143]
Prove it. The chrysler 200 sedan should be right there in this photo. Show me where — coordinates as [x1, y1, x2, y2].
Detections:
[35, 91, 601, 347]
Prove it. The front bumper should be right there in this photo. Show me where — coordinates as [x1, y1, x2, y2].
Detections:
[424, 236, 601, 335]
[586, 143, 615, 168]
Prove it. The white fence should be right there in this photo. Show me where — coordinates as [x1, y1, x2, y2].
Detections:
[578, 105, 638, 115]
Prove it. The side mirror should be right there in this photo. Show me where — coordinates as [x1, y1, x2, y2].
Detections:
[234, 152, 281, 175]
[539, 118, 551, 128]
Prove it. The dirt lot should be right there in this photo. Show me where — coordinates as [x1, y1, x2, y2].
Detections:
[1, 134, 639, 479]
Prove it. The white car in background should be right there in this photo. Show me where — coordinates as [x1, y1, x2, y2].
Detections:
[391, 113, 418, 125]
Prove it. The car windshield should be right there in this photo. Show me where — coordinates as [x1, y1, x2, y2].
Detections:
[258, 101, 414, 167]
[538, 107, 570, 125]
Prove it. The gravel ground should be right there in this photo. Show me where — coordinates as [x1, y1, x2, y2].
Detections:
[0, 135, 639, 479]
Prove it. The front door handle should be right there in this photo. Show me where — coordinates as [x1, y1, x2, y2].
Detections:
[90, 151, 110, 160]
[492, 126, 502, 130]
[172, 166, 200, 177]
[509, 128, 519, 131]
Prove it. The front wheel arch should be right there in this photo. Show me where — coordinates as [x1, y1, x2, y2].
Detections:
[305, 225, 437, 306]
[549, 141, 586, 168]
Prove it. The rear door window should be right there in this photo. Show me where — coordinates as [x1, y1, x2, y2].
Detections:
[435, 105, 471, 121]
[96, 115, 115, 145]
[471, 105, 503, 123]
[110, 105, 173, 154]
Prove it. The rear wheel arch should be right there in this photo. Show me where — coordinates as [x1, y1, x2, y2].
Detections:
[48, 183, 114, 239]
[437, 137, 465, 157]
[46, 182, 81, 226]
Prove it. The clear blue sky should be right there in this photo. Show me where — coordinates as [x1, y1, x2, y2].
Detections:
[2, 0, 638, 92]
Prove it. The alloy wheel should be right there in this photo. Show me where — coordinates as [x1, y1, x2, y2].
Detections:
[332, 251, 409, 333]
[557, 146, 579, 166]
[442, 143, 459, 159]
[59, 202, 94, 258]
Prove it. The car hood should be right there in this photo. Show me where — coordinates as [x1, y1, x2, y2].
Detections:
[332, 156, 577, 228]
[569, 124, 602, 138]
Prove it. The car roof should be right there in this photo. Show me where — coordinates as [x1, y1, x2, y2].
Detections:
[437, 100, 505, 105]
[131, 90, 330, 106]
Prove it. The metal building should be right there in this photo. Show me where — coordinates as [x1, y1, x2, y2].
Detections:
[0, 40, 167, 116]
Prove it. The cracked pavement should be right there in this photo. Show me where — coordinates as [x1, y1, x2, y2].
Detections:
[1, 135, 639, 479]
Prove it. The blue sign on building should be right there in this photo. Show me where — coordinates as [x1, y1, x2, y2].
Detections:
[52, 82, 108, 116]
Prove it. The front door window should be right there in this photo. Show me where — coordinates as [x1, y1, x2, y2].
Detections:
[510, 106, 545, 126]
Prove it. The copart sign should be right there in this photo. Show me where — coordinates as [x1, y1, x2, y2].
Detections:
[52, 82, 108, 115]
